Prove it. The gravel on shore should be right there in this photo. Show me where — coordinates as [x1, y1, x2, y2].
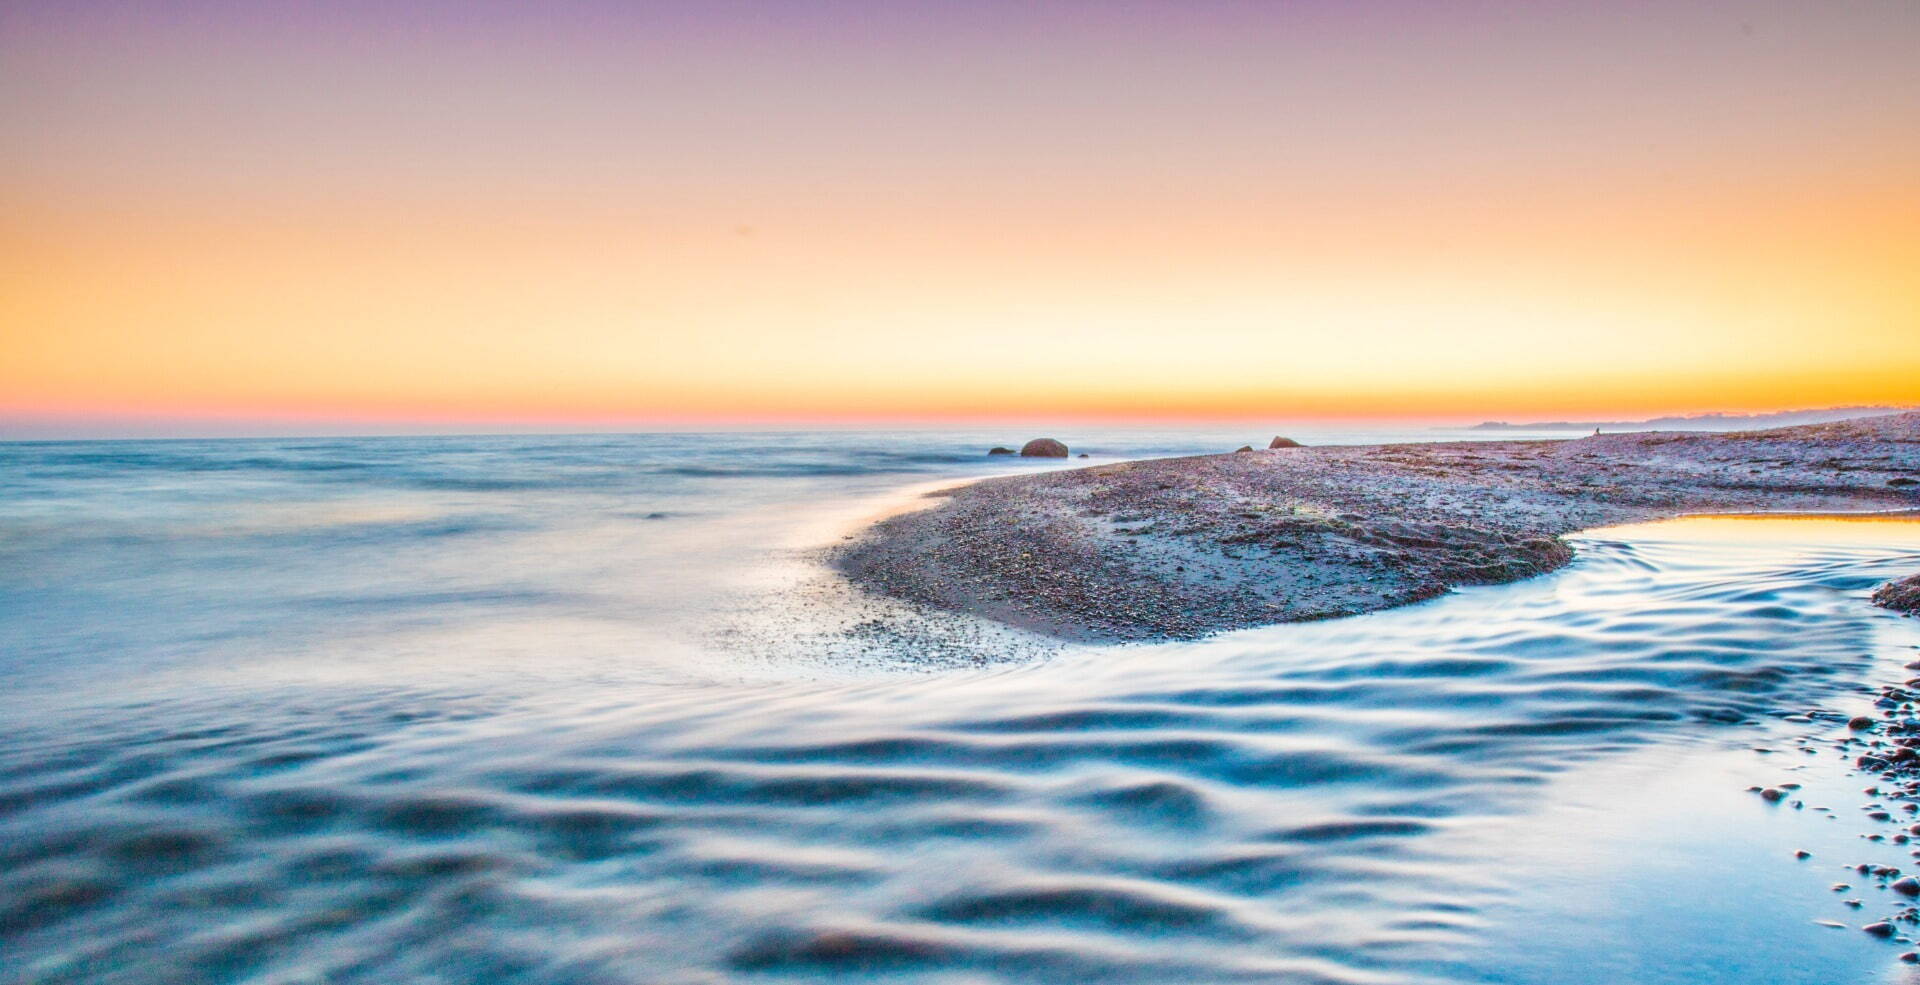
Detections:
[1748, 641, 1920, 954]
[834, 412, 1920, 643]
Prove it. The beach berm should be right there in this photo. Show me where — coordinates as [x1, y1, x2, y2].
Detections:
[837, 413, 1920, 642]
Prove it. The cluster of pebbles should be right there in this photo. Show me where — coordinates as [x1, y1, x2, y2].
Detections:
[1756, 617, 1920, 962]
[1878, 574, 1920, 616]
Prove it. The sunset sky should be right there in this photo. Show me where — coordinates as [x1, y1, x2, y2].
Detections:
[4, 0, 1917, 436]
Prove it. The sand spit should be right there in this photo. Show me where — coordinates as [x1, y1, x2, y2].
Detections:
[836, 413, 1920, 642]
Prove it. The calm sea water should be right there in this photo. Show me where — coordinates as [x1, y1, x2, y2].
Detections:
[3, 430, 1918, 984]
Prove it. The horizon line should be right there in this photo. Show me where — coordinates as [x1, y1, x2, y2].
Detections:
[4, 404, 1912, 443]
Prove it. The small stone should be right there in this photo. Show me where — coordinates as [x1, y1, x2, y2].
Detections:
[1854, 716, 1881, 730]
[1896, 877, 1920, 897]
[1760, 788, 1785, 802]
[1865, 921, 1896, 937]
[1795, 850, 1812, 860]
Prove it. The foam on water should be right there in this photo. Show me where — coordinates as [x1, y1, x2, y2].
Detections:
[3, 435, 1919, 984]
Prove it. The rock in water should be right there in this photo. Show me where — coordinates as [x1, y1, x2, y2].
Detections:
[1269, 436, 1303, 448]
[987, 447, 1015, 456]
[1234, 445, 1254, 453]
[1875, 573, 1920, 615]
[1019, 438, 1069, 458]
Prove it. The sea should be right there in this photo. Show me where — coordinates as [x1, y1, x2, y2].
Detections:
[3, 427, 1918, 985]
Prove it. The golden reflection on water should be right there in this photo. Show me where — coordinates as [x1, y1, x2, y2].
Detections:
[1588, 511, 1920, 547]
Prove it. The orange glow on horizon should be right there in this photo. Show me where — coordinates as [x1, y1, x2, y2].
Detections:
[3, 1, 1917, 435]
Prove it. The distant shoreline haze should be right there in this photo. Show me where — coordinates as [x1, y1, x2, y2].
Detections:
[1463, 406, 1916, 433]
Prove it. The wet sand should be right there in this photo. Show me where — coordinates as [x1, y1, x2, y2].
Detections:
[836, 413, 1920, 642]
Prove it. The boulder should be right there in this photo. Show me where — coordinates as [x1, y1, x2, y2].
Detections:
[1077, 453, 1090, 458]
[1269, 436, 1303, 448]
[1019, 438, 1069, 458]
[1234, 445, 1254, 453]
[1876, 573, 1920, 615]
[987, 446, 1016, 456]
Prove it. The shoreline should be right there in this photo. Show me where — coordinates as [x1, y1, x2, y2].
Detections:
[833, 413, 1920, 643]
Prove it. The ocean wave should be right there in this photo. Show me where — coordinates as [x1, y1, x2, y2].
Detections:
[5, 436, 1920, 984]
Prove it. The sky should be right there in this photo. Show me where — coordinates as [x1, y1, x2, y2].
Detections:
[3, 0, 1918, 437]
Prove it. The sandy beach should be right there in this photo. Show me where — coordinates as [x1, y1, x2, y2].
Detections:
[837, 413, 1920, 642]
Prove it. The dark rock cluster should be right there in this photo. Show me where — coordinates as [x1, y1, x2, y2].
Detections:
[1876, 575, 1920, 616]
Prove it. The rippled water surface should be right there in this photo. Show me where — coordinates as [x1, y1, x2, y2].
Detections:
[4, 434, 1919, 984]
